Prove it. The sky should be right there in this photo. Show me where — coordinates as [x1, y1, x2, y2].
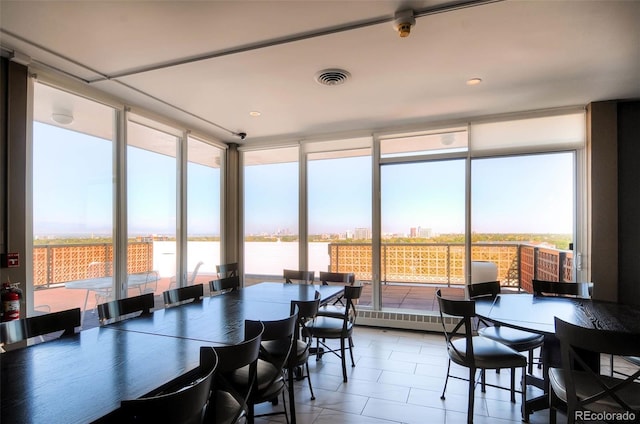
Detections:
[33, 122, 574, 238]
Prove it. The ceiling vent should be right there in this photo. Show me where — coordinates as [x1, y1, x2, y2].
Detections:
[315, 69, 351, 86]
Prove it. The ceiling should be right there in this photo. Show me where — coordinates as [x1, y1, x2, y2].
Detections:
[1, 0, 639, 145]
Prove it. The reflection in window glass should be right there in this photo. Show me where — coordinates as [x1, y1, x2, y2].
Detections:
[243, 147, 298, 282]
[127, 121, 178, 300]
[308, 149, 372, 286]
[187, 137, 222, 293]
[32, 83, 115, 322]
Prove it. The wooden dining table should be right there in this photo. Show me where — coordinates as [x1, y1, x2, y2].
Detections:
[474, 293, 640, 417]
[1, 282, 344, 424]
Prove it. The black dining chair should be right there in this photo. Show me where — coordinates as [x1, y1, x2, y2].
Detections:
[532, 280, 591, 298]
[209, 276, 240, 294]
[120, 346, 217, 424]
[436, 289, 528, 424]
[305, 284, 362, 383]
[163, 284, 204, 307]
[469, 281, 544, 374]
[283, 269, 315, 284]
[97, 292, 154, 324]
[549, 317, 640, 424]
[0, 307, 81, 352]
[207, 321, 264, 424]
[244, 312, 297, 423]
[316, 271, 355, 318]
[290, 292, 321, 400]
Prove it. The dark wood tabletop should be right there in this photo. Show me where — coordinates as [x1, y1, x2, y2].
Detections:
[1, 282, 345, 424]
[474, 293, 640, 335]
[1, 327, 205, 424]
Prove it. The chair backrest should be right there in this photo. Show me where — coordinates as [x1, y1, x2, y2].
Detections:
[210, 321, 264, 423]
[1, 307, 81, 349]
[209, 275, 240, 294]
[318, 271, 355, 286]
[341, 284, 363, 329]
[554, 317, 640, 417]
[283, 269, 315, 284]
[290, 292, 320, 342]
[467, 281, 501, 299]
[436, 289, 476, 367]
[247, 312, 297, 385]
[97, 292, 154, 323]
[532, 280, 590, 298]
[120, 346, 217, 424]
[216, 262, 238, 278]
[163, 284, 204, 306]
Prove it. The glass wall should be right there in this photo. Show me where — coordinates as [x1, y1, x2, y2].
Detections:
[381, 159, 466, 310]
[32, 82, 116, 317]
[243, 147, 299, 283]
[307, 144, 372, 289]
[126, 118, 178, 300]
[186, 136, 223, 294]
[471, 152, 575, 289]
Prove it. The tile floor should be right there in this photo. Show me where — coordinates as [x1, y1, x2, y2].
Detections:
[254, 325, 571, 424]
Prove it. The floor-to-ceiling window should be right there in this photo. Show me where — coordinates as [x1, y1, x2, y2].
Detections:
[243, 147, 299, 283]
[32, 82, 116, 316]
[378, 128, 468, 311]
[187, 136, 223, 294]
[306, 138, 372, 292]
[126, 116, 179, 300]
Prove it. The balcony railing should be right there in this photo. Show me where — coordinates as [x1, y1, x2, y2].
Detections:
[32, 241, 573, 291]
[33, 242, 154, 288]
[328, 242, 574, 289]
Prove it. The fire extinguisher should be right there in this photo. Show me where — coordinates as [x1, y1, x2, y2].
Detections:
[1, 282, 22, 322]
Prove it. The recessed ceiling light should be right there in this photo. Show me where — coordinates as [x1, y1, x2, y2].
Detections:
[249, 111, 261, 117]
[466, 78, 483, 86]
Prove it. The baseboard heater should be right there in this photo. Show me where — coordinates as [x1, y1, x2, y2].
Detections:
[356, 309, 459, 332]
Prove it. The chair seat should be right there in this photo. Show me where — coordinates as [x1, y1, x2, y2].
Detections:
[317, 304, 346, 318]
[478, 326, 544, 352]
[231, 359, 281, 393]
[305, 316, 353, 338]
[449, 336, 527, 369]
[549, 367, 640, 411]
[212, 390, 244, 424]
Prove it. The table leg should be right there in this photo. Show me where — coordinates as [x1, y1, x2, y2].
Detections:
[288, 361, 296, 424]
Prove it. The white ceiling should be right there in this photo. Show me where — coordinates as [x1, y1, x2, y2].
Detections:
[1, 0, 639, 144]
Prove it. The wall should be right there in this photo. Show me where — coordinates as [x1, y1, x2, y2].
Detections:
[617, 101, 640, 306]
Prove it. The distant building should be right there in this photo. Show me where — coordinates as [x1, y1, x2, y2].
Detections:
[418, 227, 433, 238]
[354, 227, 371, 240]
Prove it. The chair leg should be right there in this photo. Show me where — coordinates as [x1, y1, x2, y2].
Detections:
[305, 362, 316, 400]
[441, 359, 451, 400]
[528, 349, 534, 374]
[348, 336, 356, 367]
[481, 369, 486, 392]
[521, 366, 529, 423]
[510, 367, 516, 403]
[468, 367, 476, 424]
[340, 337, 348, 382]
[282, 391, 290, 424]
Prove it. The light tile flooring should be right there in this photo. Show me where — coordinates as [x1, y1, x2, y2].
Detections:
[254, 325, 568, 424]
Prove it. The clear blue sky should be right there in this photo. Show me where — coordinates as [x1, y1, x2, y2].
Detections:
[33, 122, 574, 238]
